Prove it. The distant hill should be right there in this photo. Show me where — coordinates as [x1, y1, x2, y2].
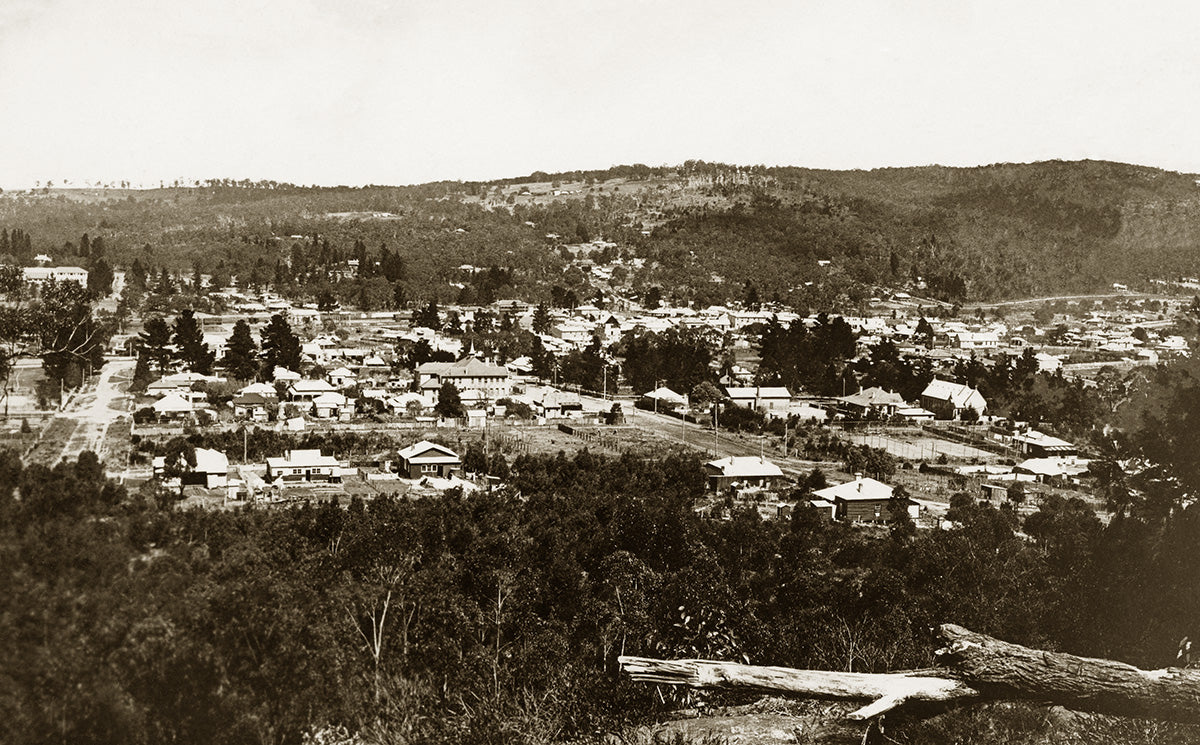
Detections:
[3, 160, 1200, 305]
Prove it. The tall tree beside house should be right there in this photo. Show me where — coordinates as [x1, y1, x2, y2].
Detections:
[532, 303, 552, 335]
[222, 320, 259, 381]
[156, 267, 174, 295]
[127, 259, 148, 292]
[530, 336, 555, 380]
[86, 258, 114, 298]
[414, 300, 441, 330]
[260, 313, 302, 377]
[435, 381, 465, 419]
[137, 316, 174, 374]
[173, 309, 214, 374]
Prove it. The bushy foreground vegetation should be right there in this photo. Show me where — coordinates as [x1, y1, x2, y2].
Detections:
[4, 436, 1200, 744]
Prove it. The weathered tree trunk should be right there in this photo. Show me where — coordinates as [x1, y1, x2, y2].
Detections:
[617, 658, 980, 720]
[619, 623, 1200, 724]
[936, 623, 1200, 724]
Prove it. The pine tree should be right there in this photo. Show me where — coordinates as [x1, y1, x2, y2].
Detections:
[414, 300, 440, 330]
[260, 314, 302, 377]
[222, 320, 259, 381]
[138, 316, 174, 373]
[173, 309, 214, 374]
[130, 351, 152, 393]
[87, 259, 114, 297]
[533, 303, 552, 334]
[128, 259, 148, 291]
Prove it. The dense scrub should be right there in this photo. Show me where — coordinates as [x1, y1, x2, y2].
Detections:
[4, 436, 1200, 743]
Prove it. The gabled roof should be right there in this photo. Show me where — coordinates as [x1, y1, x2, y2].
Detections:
[152, 392, 193, 412]
[193, 448, 228, 474]
[921, 379, 985, 407]
[839, 386, 907, 408]
[419, 357, 510, 378]
[238, 382, 278, 397]
[312, 391, 348, 406]
[290, 379, 336, 393]
[232, 392, 272, 406]
[1012, 430, 1075, 451]
[398, 440, 460, 463]
[643, 386, 686, 405]
[703, 456, 783, 478]
[814, 476, 894, 502]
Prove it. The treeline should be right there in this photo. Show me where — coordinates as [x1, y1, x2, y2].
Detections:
[756, 315, 858, 395]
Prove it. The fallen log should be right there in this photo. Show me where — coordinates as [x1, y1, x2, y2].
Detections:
[618, 623, 1200, 724]
[617, 657, 980, 720]
[936, 623, 1200, 724]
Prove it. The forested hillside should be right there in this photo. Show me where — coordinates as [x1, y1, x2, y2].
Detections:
[3, 160, 1200, 308]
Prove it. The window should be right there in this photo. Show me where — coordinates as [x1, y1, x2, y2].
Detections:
[421, 463, 438, 473]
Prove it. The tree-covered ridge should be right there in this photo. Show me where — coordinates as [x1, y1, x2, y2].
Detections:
[5, 159, 1200, 307]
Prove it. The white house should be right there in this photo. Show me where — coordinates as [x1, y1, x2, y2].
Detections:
[22, 265, 88, 286]
[703, 456, 785, 491]
[265, 449, 341, 482]
[725, 386, 792, 416]
[920, 379, 987, 420]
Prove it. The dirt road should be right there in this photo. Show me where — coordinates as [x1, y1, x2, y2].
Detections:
[57, 358, 135, 464]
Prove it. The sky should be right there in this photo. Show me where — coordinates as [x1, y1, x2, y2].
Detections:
[0, 0, 1198, 188]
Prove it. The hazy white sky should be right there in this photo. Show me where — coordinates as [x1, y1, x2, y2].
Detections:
[0, 0, 1197, 188]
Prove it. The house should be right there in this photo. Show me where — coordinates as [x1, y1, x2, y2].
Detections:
[703, 456, 785, 492]
[920, 379, 987, 420]
[814, 474, 917, 524]
[724, 386, 792, 416]
[238, 381, 278, 397]
[273, 367, 302, 383]
[311, 391, 352, 419]
[327, 366, 358, 389]
[532, 389, 583, 418]
[231, 391, 274, 421]
[1014, 456, 1089, 485]
[22, 265, 88, 286]
[265, 449, 341, 482]
[152, 392, 194, 420]
[641, 386, 686, 410]
[954, 331, 1000, 350]
[396, 441, 462, 479]
[551, 320, 594, 346]
[146, 379, 189, 398]
[789, 401, 829, 422]
[837, 387, 907, 419]
[1034, 352, 1062, 373]
[288, 378, 337, 401]
[187, 448, 229, 489]
[1011, 430, 1077, 458]
[416, 356, 512, 401]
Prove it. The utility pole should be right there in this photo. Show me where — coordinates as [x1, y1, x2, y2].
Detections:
[713, 403, 719, 455]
